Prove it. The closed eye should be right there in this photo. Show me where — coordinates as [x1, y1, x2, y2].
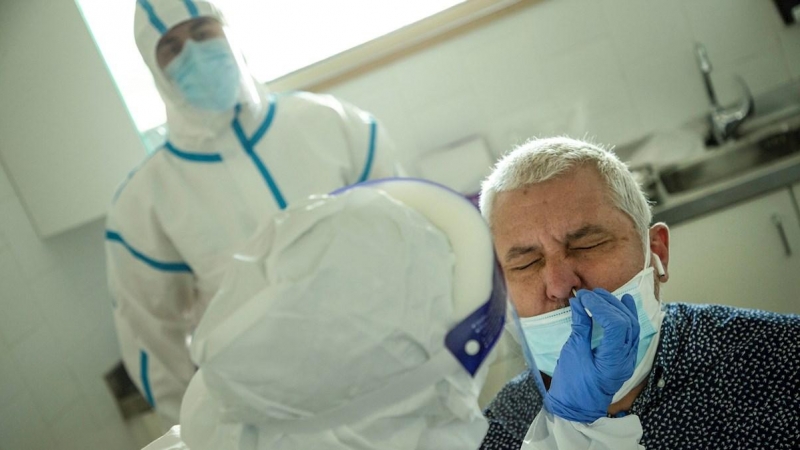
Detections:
[512, 258, 541, 271]
[571, 241, 608, 251]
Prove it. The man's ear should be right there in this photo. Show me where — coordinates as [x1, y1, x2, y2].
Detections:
[649, 223, 670, 282]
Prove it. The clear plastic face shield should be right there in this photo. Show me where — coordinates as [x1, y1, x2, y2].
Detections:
[155, 16, 261, 113]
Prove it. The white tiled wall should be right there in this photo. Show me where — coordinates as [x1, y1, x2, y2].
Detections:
[0, 165, 140, 450]
[0, 1, 798, 448]
[326, 0, 800, 171]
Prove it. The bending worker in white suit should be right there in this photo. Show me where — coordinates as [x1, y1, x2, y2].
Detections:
[142, 179, 508, 450]
[106, 0, 401, 425]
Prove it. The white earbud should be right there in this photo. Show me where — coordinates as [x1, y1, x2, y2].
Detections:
[653, 255, 666, 279]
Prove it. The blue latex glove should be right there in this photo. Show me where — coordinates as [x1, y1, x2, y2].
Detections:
[544, 289, 640, 423]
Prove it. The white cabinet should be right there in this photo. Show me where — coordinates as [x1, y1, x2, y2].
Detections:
[662, 188, 800, 315]
[0, 0, 146, 237]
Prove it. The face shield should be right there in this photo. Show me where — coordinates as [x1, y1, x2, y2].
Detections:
[180, 179, 508, 450]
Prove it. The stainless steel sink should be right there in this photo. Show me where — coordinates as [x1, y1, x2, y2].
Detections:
[658, 126, 800, 194]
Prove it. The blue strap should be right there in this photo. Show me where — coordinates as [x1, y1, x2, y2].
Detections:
[136, 0, 168, 35]
[249, 95, 278, 146]
[231, 100, 287, 210]
[164, 141, 223, 163]
[182, 0, 199, 17]
[106, 231, 192, 273]
[140, 350, 156, 407]
[357, 117, 377, 183]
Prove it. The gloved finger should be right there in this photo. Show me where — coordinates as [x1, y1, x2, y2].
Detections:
[590, 288, 639, 346]
[619, 294, 640, 345]
[592, 288, 637, 323]
[604, 288, 639, 326]
[568, 296, 592, 344]
[578, 291, 633, 348]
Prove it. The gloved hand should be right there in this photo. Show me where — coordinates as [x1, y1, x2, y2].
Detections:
[544, 289, 640, 423]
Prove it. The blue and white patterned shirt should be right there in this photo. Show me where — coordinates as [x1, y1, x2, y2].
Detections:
[480, 303, 800, 449]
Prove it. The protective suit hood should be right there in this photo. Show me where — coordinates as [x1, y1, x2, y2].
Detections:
[133, 0, 265, 147]
[180, 179, 506, 450]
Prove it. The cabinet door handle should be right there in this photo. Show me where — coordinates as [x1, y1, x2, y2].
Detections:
[772, 214, 792, 257]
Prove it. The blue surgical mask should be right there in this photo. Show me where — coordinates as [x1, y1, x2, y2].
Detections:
[165, 38, 241, 111]
[519, 250, 662, 378]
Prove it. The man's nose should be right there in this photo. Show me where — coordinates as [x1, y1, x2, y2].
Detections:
[543, 258, 580, 306]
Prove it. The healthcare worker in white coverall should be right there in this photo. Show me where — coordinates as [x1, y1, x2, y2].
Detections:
[106, 0, 401, 425]
[141, 179, 508, 450]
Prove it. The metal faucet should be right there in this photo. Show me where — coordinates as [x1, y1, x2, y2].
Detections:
[695, 43, 754, 146]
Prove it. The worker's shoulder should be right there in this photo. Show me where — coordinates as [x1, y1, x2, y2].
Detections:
[109, 148, 171, 207]
[274, 91, 363, 118]
[275, 90, 342, 107]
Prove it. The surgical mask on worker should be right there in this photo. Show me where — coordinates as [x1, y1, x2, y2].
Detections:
[165, 38, 241, 111]
[518, 247, 665, 398]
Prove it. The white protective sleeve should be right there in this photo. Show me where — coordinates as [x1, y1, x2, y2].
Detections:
[521, 410, 645, 450]
[106, 207, 197, 426]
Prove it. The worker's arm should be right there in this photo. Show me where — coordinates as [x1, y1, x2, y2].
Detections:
[106, 203, 197, 426]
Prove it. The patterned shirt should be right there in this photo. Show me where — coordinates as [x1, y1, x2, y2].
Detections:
[480, 303, 800, 449]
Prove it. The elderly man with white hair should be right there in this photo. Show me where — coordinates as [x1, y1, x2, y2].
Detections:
[477, 137, 800, 450]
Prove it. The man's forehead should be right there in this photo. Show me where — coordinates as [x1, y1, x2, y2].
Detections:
[491, 172, 634, 245]
[493, 169, 607, 217]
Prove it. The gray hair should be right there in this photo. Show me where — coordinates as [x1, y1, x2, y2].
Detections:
[480, 136, 652, 246]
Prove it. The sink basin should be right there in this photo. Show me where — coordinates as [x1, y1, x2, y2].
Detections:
[659, 127, 800, 194]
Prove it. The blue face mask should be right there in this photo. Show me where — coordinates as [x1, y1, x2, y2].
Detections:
[518, 250, 662, 378]
[165, 38, 241, 111]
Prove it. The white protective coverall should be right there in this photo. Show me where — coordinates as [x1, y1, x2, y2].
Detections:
[142, 179, 507, 449]
[107, 0, 399, 424]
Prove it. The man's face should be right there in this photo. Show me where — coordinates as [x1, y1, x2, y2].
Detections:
[492, 165, 646, 318]
[156, 17, 226, 69]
